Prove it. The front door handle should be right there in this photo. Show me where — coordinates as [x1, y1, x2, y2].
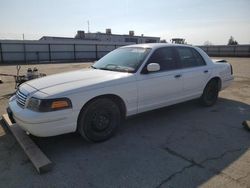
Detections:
[174, 74, 182, 78]
[204, 70, 209, 73]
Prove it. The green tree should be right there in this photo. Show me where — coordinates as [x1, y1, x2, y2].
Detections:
[228, 36, 238, 45]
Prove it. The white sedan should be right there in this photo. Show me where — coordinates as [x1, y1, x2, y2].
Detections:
[8, 43, 233, 142]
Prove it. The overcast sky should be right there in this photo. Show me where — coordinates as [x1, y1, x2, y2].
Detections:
[0, 0, 249, 45]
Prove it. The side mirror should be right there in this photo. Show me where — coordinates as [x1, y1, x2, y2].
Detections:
[147, 63, 160, 72]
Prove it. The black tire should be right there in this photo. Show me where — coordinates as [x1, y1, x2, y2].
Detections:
[78, 98, 121, 142]
[200, 79, 219, 106]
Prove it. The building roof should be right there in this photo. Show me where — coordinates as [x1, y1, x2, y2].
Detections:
[85, 32, 160, 39]
[40, 36, 74, 40]
[39, 36, 97, 41]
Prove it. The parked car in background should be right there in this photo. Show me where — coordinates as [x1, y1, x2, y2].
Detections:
[8, 43, 233, 142]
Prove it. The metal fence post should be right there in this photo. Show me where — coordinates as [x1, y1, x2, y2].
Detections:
[95, 44, 98, 60]
[36, 51, 39, 63]
[0, 43, 3, 64]
[48, 44, 51, 62]
[23, 43, 27, 63]
[73, 44, 76, 61]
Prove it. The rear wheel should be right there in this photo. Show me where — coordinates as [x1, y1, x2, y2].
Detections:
[200, 79, 219, 106]
[78, 98, 121, 142]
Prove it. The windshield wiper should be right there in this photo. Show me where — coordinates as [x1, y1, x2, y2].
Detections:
[104, 64, 134, 73]
[92, 64, 134, 73]
[98, 67, 113, 71]
[91, 65, 114, 71]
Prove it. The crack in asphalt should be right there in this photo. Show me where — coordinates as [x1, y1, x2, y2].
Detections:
[164, 147, 203, 168]
[156, 147, 205, 188]
[156, 147, 245, 188]
[156, 163, 196, 188]
[200, 148, 243, 164]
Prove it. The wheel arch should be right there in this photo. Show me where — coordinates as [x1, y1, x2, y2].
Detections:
[77, 94, 127, 126]
[206, 76, 222, 91]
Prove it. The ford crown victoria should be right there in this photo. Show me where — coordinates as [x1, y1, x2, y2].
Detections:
[8, 43, 233, 142]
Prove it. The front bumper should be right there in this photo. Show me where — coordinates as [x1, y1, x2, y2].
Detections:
[8, 98, 78, 137]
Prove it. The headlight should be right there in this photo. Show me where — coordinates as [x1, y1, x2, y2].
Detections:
[26, 97, 41, 111]
[27, 97, 72, 112]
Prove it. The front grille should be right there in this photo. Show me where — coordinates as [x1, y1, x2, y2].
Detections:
[16, 90, 28, 108]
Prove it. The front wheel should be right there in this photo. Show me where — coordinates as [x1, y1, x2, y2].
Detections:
[200, 80, 219, 106]
[78, 98, 121, 142]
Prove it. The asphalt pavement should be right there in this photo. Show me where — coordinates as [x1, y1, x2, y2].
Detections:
[0, 58, 249, 188]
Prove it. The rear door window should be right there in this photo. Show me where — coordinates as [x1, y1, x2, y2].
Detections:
[177, 47, 206, 68]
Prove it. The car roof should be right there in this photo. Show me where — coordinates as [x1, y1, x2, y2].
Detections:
[121, 43, 194, 50]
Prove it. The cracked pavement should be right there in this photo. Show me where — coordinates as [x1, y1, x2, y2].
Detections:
[0, 58, 250, 188]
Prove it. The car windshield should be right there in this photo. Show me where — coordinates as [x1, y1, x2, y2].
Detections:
[92, 47, 151, 73]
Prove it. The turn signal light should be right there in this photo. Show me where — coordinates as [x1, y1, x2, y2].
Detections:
[51, 101, 70, 109]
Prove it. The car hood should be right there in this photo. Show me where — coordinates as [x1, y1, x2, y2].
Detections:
[25, 68, 133, 96]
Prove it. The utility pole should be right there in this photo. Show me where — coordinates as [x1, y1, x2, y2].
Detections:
[22, 33, 25, 40]
[87, 20, 90, 33]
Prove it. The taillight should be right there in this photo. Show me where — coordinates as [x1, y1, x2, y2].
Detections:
[230, 64, 233, 75]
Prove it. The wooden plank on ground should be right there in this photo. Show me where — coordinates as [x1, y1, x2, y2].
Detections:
[2, 114, 53, 174]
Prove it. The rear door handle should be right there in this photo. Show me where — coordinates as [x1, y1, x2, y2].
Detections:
[204, 70, 208, 73]
[174, 74, 182, 78]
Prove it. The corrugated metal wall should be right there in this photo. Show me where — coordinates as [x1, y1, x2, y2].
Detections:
[198, 45, 250, 57]
[0, 40, 130, 63]
[0, 41, 249, 64]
